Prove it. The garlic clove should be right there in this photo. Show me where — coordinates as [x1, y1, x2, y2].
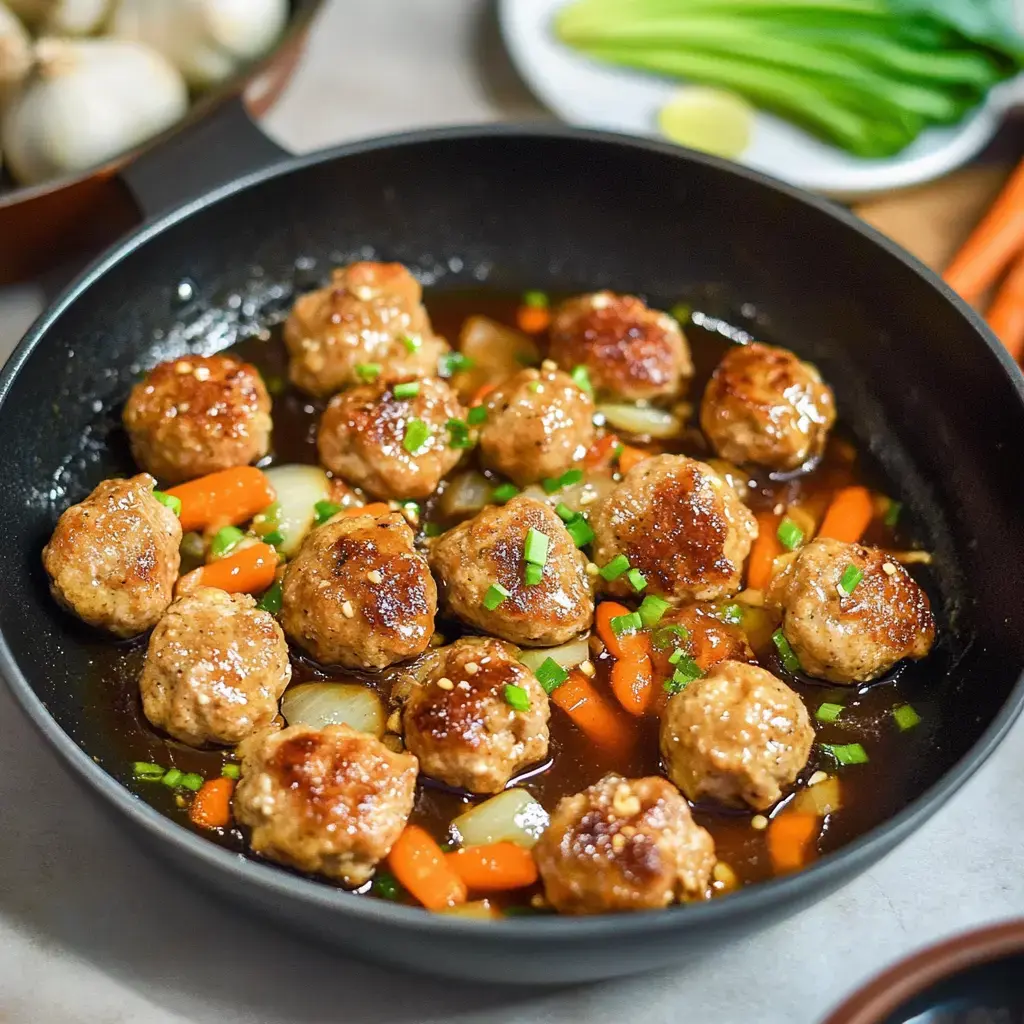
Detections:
[6, 0, 112, 36]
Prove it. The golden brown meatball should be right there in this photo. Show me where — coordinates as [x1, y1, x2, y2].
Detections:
[284, 262, 449, 398]
[42, 474, 181, 637]
[317, 377, 465, 500]
[767, 538, 935, 684]
[139, 588, 291, 748]
[234, 724, 418, 887]
[549, 292, 692, 402]
[589, 454, 757, 603]
[700, 343, 836, 472]
[476, 366, 595, 486]
[402, 637, 549, 794]
[429, 496, 594, 647]
[123, 354, 271, 484]
[533, 774, 715, 914]
[660, 661, 814, 811]
[281, 511, 436, 670]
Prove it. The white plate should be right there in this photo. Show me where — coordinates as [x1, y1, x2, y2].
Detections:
[499, 0, 1023, 196]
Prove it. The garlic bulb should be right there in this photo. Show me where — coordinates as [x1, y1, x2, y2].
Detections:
[110, 0, 288, 89]
[0, 2, 31, 108]
[2, 37, 187, 184]
[6, 0, 111, 35]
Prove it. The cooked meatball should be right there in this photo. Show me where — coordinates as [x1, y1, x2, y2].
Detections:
[234, 723, 418, 887]
[284, 262, 448, 398]
[402, 637, 549, 794]
[660, 661, 814, 811]
[533, 774, 715, 914]
[318, 377, 465, 500]
[42, 474, 181, 637]
[549, 292, 692, 402]
[280, 510, 436, 670]
[123, 354, 271, 484]
[476, 366, 595, 486]
[767, 538, 935, 684]
[139, 587, 291, 747]
[649, 603, 755, 681]
[429, 496, 594, 647]
[590, 454, 757, 603]
[700, 342, 836, 472]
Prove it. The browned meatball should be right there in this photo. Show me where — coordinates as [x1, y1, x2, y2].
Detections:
[700, 342, 836, 472]
[533, 774, 715, 914]
[234, 723, 418, 887]
[139, 587, 291, 747]
[660, 661, 814, 811]
[590, 454, 757, 603]
[429, 496, 594, 647]
[767, 538, 935, 684]
[284, 262, 449, 398]
[280, 511, 436, 670]
[317, 377, 465, 500]
[123, 354, 271, 484]
[549, 292, 692, 402]
[476, 366, 595, 486]
[402, 637, 549, 794]
[42, 474, 181, 637]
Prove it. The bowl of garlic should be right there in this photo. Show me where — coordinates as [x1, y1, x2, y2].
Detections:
[0, 0, 323, 283]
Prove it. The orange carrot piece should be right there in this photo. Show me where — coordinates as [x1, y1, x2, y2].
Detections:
[552, 670, 634, 756]
[388, 825, 467, 910]
[817, 486, 874, 544]
[516, 305, 552, 334]
[180, 542, 277, 595]
[595, 600, 633, 659]
[986, 248, 1024, 361]
[944, 158, 1024, 304]
[610, 650, 655, 717]
[617, 444, 650, 475]
[189, 777, 234, 830]
[446, 843, 539, 892]
[470, 383, 497, 408]
[167, 466, 275, 532]
[767, 812, 819, 874]
[747, 512, 782, 591]
[338, 502, 392, 519]
[584, 433, 621, 469]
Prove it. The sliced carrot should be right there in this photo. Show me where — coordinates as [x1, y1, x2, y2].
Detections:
[747, 512, 782, 591]
[986, 248, 1024, 361]
[610, 650, 655, 717]
[446, 842, 539, 892]
[817, 486, 874, 544]
[552, 669, 634, 756]
[167, 466, 276, 532]
[584, 433, 621, 470]
[617, 444, 651, 475]
[338, 502, 392, 519]
[179, 542, 277, 595]
[469, 383, 497, 408]
[767, 812, 819, 874]
[388, 825, 467, 910]
[516, 305, 551, 334]
[595, 601, 634, 659]
[189, 777, 234, 830]
[944, 158, 1024, 304]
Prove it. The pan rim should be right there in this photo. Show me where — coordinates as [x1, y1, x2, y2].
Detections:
[3, 123, 1024, 942]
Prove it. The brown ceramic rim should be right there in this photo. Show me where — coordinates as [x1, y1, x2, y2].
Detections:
[823, 919, 1024, 1024]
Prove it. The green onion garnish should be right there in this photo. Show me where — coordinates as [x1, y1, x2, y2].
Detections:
[399, 501, 421, 522]
[438, 352, 474, 378]
[652, 624, 690, 650]
[210, 525, 244, 559]
[718, 603, 744, 625]
[664, 656, 702, 694]
[816, 702, 844, 723]
[893, 704, 921, 731]
[221, 763, 241, 780]
[524, 528, 550, 566]
[626, 568, 647, 593]
[838, 564, 864, 597]
[263, 529, 285, 547]
[180, 773, 204, 792]
[423, 522, 442, 538]
[822, 743, 869, 766]
[372, 870, 403, 901]
[492, 483, 519, 504]
[884, 500, 903, 528]
[314, 500, 342, 525]
[403, 418, 430, 454]
[523, 290, 549, 309]
[393, 381, 420, 399]
[610, 611, 643, 636]
[541, 477, 561, 495]
[446, 418, 473, 450]
[524, 563, 544, 586]
[133, 761, 165, 780]
[566, 517, 594, 548]
[571, 365, 593, 395]
[599, 554, 630, 581]
[153, 490, 182, 516]
[504, 683, 531, 712]
[355, 362, 382, 382]
[772, 629, 801, 674]
[534, 657, 569, 695]
[555, 503, 576, 523]
[399, 334, 421, 354]
[483, 582, 511, 610]
[160, 768, 183, 788]
[528, 381, 542, 394]
[668, 648, 684, 664]
[777, 518, 804, 551]
[256, 581, 282, 615]
[467, 405, 488, 425]
[638, 594, 670, 627]
[559, 468, 584, 488]
[670, 302, 692, 324]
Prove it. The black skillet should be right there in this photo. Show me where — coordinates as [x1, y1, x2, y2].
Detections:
[1, 101, 1023, 985]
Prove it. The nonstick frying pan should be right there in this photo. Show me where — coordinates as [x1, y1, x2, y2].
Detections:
[2, 104, 1024, 985]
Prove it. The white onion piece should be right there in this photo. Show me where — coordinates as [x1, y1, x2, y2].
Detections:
[438, 470, 491, 521]
[451, 788, 549, 850]
[519, 638, 589, 675]
[790, 775, 842, 816]
[597, 403, 681, 439]
[521, 472, 615, 516]
[281, 683, 385, 737]
[452, 316, 540, 401]
[261, 464, 330, 557]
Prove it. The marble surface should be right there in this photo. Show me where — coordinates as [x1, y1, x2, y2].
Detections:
[2, 3, 1023, 1022]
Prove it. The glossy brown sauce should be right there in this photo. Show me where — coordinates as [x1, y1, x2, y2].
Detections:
[85, 291, 938, 910]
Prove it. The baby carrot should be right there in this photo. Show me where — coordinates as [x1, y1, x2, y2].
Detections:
[747, 512, 781, 591]
[584, 433, 621, 469]
[167, 466, 275, 532]
[551, 669, 633, 756]
[767, 812, 819, 874]
[617, 444, 651, 475]
[516, 305, 551, 334]
[817, 486, 874, 544]
[338, 502, 392, 519]
[178, 542, 277, 596]
[446, 843, 539, 892]
[610, 650, 655, 717]
[189, 777, 234, 830]
[595, 600, 634, 659]
[388, 825, 467, 911]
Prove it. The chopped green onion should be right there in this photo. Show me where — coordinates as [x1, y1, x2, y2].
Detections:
[399, 501, 421, 523]
[524, 563, 544, 586]
[524, 528, 550, 566]
[566, 517, 594, 548]
[541, 477, 561, 495]
[423, 522, 442, 538]
[816, 702, 844, 724]
[534, 657, 569, 695]
[355, 362, 382, 382]
[403, 418, 430, 454]
[523, 290, 549, 309]
[559, 468, 584, 488]
[664, 656, 702, 694]
[838, 564, 864, 597]
[777, 518, 804, 551]
[483, 582, 511, 611]
[599, 554, 630, 581]
[670, 302, 692, 324]
[221, 763, 241, 780]
[314, 500, 342, 525]
[893, 704, 922, 731]
[160, 768, 183, 788]
[210, 525, 244, 558]
[256, 581, 282, 615]
[180, 773, 204, 792]
[885, 500, 903, 528]
[446, 418, 473, 450]
[133, 761, 165, 780]
[772, 629, 801, 674]
[399, 334, 421, 354]
[263, 529, 285, 548]
[467, 405, 488, 426]
[492, 483, 519, 504]
[555, 503, 576, 523]
[638, 594, 670, 627]
[668, 648, 684, 665]
[718, 603, 744, 625]
[528, 381, 542, 394]
[393, 381, 420, 399]
[652, 624, 690, 650]
[626, 568, 647, 593]
[571, 365, 593, 395]
[153, 490, 182, 516]
[610, 611, 643, 636]
[822, 743, 869, 766]
[438, 352, 474, 378]
[372, 870, 403, 901]
[504, 683, 531, 712]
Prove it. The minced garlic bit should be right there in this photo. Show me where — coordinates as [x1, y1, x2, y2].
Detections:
[807, 770, 828, 787]
[611, 783, 641, 818]
[193, 365, 211, 381]
[341, 600, 355, 619]
[751, 814, 769, 831]
[712, 862, 737, 887]
[530, 894, 548, 909]
[541, 358, 557, 372]
[882, 562, 898, 576]
[585, 562, 600, 577]
[611, 832, 627, 853]
[367, 570, 383, 585]
[437, 677, 454, 691]
[175, 361, 193, 374]
[386, 710, 401, 734]
[579, 660, 596, 678]
[464, 661, 480, 675]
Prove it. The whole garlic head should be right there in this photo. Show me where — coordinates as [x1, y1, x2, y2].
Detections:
[6, 0, 111, 35]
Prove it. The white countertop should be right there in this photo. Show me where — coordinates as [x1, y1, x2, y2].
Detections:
[2, 3, 1023, 1021]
